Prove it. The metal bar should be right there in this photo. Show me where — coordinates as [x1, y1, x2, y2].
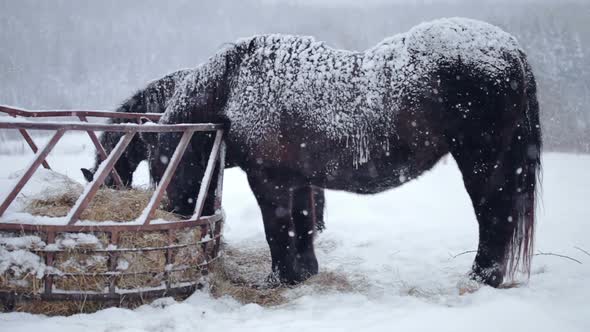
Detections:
[44, 231, 56, 296]
[0, 213, 222, 232]
[0, 284, 200, 303]
[66, 132, 136, 224]
[0, 121, 222, 132]
[191, 130, 224, 221]
[78, 115, 125, 188]
[141, 130, 195, 225]
[0, 129, 65, 217]
[17, 129, 51, 169]
[0, 105, 162, 121]
[214, 142, 226, 211]
[109, 230, 120, 295]
[26, 238, 220, 254]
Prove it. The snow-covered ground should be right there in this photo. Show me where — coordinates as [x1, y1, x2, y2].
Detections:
[0, 132, 589, 331]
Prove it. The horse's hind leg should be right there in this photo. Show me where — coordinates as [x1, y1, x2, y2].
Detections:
[291, 186, 325, 278]
[451, 137, 511, 287]
[450, 119, 538, 287]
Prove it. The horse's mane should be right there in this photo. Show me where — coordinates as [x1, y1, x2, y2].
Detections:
[109, 68, 194, 124]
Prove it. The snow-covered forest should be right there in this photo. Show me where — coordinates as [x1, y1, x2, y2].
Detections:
[0, 0, 588, 152]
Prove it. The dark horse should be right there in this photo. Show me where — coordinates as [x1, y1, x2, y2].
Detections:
[82, 68, 327, 222]
[92, 18, 542, 288]
[81, 68, 192, 188]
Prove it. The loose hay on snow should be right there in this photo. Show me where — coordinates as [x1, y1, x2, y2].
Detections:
[208, 243, 357, 307]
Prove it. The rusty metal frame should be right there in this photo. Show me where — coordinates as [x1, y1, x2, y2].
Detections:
[141, 130, 195, 224]
[0, 105, 226, 307]
[0, 105, 162, 121]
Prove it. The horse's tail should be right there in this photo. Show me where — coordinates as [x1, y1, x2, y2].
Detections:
[504, 52, 542, 280]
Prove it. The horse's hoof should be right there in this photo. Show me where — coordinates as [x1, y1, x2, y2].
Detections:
[469, 266, 504, 288]
[264, 272, 283, 288]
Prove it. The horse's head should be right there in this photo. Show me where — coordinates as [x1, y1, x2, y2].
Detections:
[138, 117, 167, 186]
[80, 159, 135, 188]
[80, 122, 147, 188]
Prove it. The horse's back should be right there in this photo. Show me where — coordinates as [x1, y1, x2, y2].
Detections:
[219, 19, 530, 191]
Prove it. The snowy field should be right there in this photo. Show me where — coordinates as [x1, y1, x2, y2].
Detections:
[0, 132, 589, 331]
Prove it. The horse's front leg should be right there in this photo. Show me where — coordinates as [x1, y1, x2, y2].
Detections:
[291, 186, 324, 279]
[247, 172, 311, 284]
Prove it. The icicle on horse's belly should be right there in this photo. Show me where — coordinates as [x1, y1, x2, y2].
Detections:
[226, 117, 449, 195]
[318, 138, 449, 194]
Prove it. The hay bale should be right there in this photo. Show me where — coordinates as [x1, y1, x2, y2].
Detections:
[174, 227, 202, 245]
[24, 188, 180, 222]
[0, 234, 46, 293]
[3, 171, 221, 315]
[172, 245, 205, 268]
[169, 267, 202, 285]
[116, 230, 168, 289]
[54, 252, 108, 274]
[55, 232, 110, 250]
[118, 231, 168, 248]
[52, 250, 109, 292]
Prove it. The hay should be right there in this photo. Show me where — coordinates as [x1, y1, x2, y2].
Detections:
[53, 275, 111, 292]
[209, 264, 286, 306]
[0, 271, 43, 293]
[173, 245, 205, 268]
[14, 300, 106, 315]
[118, 231, 168, 248]
[55, 232, 110, 250]
[207, 244, 286, 306]
[209, 243, 359, 307]
[174, 227, 202, 245]
[169, 267, 202, 285]
[53, 253, 108, 274]
[115, 230, 168, 289]
[52, 251, 109, 292]
[24, 188, 180, 222]
[117, 271, 166, 290]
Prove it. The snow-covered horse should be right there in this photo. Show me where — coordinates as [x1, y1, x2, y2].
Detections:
[98, 18, 543, 287]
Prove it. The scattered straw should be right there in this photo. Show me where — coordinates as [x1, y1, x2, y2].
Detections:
[208, 243, 357, 307]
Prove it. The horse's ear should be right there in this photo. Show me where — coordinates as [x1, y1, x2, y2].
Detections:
[81, 168, 94, 182]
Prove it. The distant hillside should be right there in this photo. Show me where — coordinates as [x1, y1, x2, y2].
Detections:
[0, 0, 588, 152]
